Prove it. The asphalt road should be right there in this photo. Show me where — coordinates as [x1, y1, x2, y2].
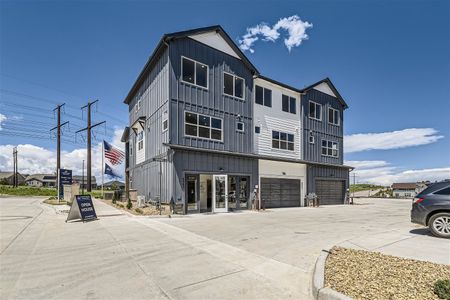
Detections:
[1, 196, 448, 300]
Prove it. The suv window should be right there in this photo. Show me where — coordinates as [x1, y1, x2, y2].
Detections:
[434, 187, 450, 195]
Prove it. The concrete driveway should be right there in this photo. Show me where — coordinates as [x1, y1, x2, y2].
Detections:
[1, 196, 449, 300]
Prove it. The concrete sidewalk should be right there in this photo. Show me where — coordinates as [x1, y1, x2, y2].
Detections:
[1, 196, 448, 300]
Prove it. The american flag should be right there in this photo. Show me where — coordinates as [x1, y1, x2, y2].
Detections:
[103, 141, 125, 165]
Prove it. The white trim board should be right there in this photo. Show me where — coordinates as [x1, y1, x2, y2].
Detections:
[313, 82, 337, 98]
[189, 32, 241, 59]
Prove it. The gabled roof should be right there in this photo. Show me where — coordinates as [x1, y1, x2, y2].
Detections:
[300, 77, 348, 109]
[123, 25, 259, 104]
[25, 174, 56, 182]
[392, 183, 417, 189]
[256, 75, 302, 93]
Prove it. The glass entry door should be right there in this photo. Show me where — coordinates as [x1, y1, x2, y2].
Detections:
[213, 175, 228, 213]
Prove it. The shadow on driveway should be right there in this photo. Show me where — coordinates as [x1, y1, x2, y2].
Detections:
[409, 228, 433, 237]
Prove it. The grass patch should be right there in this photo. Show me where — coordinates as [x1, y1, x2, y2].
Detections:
[135, 208, 143, 214]
[349, 184, 384, 193]
[0, 185, 57, 196]
[435, 279, 450, 300]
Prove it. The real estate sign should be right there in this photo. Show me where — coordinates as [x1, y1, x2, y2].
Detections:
[66, 194, 98, 222]
[58, 169, 72, 199]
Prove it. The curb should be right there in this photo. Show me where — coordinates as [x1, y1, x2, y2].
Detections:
[312, 248, 353, 300]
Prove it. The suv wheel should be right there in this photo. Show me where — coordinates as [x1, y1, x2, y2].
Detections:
[429, 213, 450, 238]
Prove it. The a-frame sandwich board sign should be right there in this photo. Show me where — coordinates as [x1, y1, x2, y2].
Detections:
[66, 195, 98, 222]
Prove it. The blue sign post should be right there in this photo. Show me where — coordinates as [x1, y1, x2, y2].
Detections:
[58, 169, 72, 200]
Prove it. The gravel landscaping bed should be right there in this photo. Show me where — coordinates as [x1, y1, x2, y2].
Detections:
[325, 247, 450, 300]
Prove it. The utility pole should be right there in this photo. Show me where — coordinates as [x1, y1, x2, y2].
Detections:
[76, 100, 105, 192]
[50, 103, 69, 192]
[12, 147, 17, 187]
[82, 159, 85, 195]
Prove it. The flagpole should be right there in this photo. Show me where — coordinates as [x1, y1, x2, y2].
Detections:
[102, 140, 104, 199]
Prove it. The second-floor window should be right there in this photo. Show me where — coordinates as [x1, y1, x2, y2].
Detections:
[162, 110, 168, 131]
[309, 101, 322, 120]
[321, 140, 338, 157]
[185, 111, 222, 141]
[282, 95, 296, 114]
[272, 131, 294, 151]
[255, 85, 272, 107]
[181, 57, 208, 88]
[223, 72, 244, 99]
[328, 108, 340, 126]
[137, 131, 144, 151]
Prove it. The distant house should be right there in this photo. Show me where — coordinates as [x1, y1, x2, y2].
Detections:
[391, 182, 429, 198]
[103, 180, 125, 190]
[25, 174, 56, 188]
[72, 176, 97, 190]
[0, 172, 26, 185]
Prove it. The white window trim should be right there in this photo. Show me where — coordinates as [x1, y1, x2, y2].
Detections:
[282, 94, 297, 114]
[321, 139, 339, 158]
[181, 56, 209, 90]
[309, 131, 315, 144]
[328, 107, 340, 126]
[236, 121, 245, 132]
[223, 71, 245, 100]
[309, 101, 322, 121]
[255, 85, 272, 107]
[184, 111, 223, 142]
[271, 130, 295, 151]
[162, 111, 168, 132]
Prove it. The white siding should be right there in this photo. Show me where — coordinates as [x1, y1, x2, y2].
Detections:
[253, 78, 302, 160]
[313, 82, 337, 97]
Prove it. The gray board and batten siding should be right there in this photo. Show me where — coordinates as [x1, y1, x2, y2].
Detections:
[169, 37, 255, 154]
[301, 88, 344, 165]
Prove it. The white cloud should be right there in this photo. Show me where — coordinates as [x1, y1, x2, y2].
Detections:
[346, 160, 450, 186]
[344, 128, 444, 153]
[0, 128, 125, 182]
[0, 113, 6, 130]
[239, 15, 313, 53]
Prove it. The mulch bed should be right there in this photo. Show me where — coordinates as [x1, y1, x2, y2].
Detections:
[325, 247, 450, 300]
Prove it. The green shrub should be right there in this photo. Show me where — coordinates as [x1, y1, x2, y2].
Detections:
[135, 208, 143, 214]
[126, 199, 132, 210]
[0, 185, 57, 196]
[112, 198, 116, 204]
[435, 279, 450, 300]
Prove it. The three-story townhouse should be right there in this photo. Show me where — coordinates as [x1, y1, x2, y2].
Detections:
[122, 26, 259, 214]
[122, 25, 352, 213]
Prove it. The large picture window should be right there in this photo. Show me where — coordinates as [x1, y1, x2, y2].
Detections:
[255, 85, 272, 107]
[181, 57, 208, 88]
[309, 101, 322, 120]
[185, 112, 222, 141]
[223, 72, 244, 99]
[328, 107, 340, 126]
[272, 131, 294, 151]
[282, 95, 296, 114]
[321, 140, 338, 157]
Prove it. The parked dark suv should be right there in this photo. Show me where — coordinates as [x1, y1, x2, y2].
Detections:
[411, 180, 450, 238]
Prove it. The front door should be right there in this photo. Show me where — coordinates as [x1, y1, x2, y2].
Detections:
[213, 175, 228, 213]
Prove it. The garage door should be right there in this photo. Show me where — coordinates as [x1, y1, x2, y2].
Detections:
[260, 178, 301, 208]
[315, 180, 345, 205]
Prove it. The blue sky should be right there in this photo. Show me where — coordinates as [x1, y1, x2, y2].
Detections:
[0, 0, 449, 184]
